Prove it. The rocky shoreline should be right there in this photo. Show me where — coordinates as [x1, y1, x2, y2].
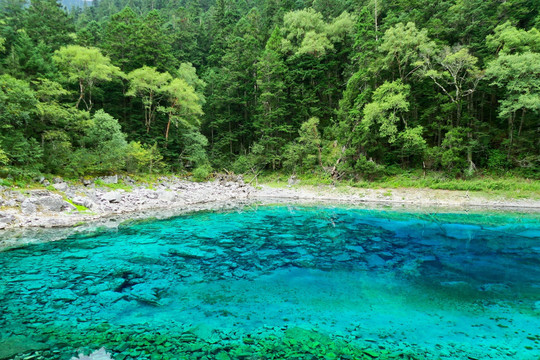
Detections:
[0, 175, 253, 230]
[0, 175, 539, 232]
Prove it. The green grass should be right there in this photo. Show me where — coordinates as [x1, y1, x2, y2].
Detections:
[257, 170, 540, 200]
[64, 198, 89, 212]
[1, 170, 538, 200]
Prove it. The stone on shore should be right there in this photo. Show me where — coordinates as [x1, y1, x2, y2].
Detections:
[101, 191, 123, 203]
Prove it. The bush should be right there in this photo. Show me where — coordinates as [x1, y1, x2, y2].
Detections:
[354, 155, 384, 180]
[232, 155, 253, 174]
[192, 164, 213, 182]
[487, 149, 510, 171]
[126, 141, 164, 173]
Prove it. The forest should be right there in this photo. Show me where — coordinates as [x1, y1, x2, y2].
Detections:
[0, 0, 538, 182]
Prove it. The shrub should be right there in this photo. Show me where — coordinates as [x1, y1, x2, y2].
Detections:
[192, 164, 213, 181]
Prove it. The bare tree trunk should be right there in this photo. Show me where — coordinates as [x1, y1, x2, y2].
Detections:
[165, 116, 171, 142]
[507, 112, 515, 160]
[518, 109, 525, 137]
[467, 95, 475, 172]
[374, 0, 378, 42]
[76, 79, 85, 109]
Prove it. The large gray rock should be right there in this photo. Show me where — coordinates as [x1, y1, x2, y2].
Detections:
[26, 189, 50, 197]
[0, 214, 15, 229]
[98, 175, 118, 184]
[0, 214, 15, 225]
[21, 199, 37, 214]
[33, 195, 71, 212]
[53, 182, 68, 191]
[146, 191, 159, 199]
[123, 176, 136, 185]
[158, 190, 176, 202]
[101, 191, 122, 203]
[72, 196, 96, 209]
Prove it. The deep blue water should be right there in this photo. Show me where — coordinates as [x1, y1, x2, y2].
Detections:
[0, 205, 539, 360]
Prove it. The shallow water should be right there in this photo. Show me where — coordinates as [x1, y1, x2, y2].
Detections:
[1, 205, 539, 360]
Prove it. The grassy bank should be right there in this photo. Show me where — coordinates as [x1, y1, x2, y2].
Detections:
[256, 171, 540, 200]
[1, 170, 538, 200]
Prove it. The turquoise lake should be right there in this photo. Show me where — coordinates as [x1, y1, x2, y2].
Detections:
[1, 204, 539, 360]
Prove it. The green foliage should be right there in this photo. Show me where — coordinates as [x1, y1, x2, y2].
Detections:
[126, 141, 163, 173]
[176, 63, 207, 104]
[126, 66, 172, 133]
[379, 22, 434, 81]
[0, 147, 8, 166]
[65, 198, 89, 212]
[284, 117, 323, 173]
[0, 0, 537, 186]
[487, 149, 511, 171]
[159, 77, 203, 140]
[353, 155, 385, 181]
[486, 52, 540, 119]
[281, 9, 354, 56]
[232, 142, 267, 174]
[73, 110, 128, 175]
[363, 80, 410, 143]
[486, 22, 540, 55]
[192, 164, 213, 182]
[440, 127, 470, 174]
[53, 45, 123, 110]
[0, 74, 37, 127]
[180, 130, 209, 168]
[23, 0, 74, 50]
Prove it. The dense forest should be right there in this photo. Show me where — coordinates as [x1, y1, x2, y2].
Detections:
[0, 0, 538, 181]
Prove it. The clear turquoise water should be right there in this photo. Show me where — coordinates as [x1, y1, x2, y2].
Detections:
[1, 205, 539, 360]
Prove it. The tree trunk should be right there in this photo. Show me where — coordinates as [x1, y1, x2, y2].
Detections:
[507, 112, 514, 160]
[165, 115, 171, 142]
[76, 79, 85, 109]
[518, 109, 525, 137]
[374, 0, 378, 42]
[467, 131, 475, 173]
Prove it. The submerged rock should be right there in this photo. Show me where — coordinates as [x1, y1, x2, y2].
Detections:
[53, 289, 78, 301]
[0, 335, 47, 359]
[129, 280, 169, 306]
[345, 245, 365, 253]
[478, 283, 511, 293]
[365, 254, 385, 268]
[169, 247, 214, 259]
[95, 290, 126, 305]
